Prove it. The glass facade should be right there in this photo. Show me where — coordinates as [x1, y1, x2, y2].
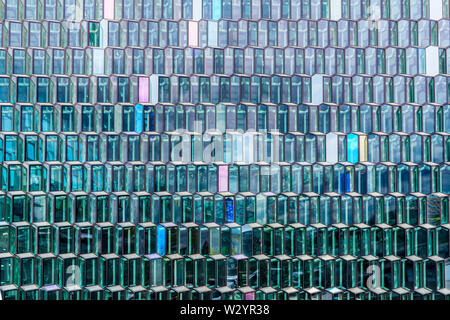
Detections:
[0, 0, 448, 300]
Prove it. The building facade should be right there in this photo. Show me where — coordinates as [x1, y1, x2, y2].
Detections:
[0, 0, 449, 300]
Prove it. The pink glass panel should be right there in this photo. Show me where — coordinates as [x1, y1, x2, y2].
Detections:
[139, 77, 149, 103]
[245, 292, 255, 300]
[188, 21, 198, 47]
[104, 0, 115, 19]
[218, 165, 228, 192]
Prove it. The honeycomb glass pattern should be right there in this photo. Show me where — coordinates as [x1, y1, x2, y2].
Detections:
[0, 0, 449, 301]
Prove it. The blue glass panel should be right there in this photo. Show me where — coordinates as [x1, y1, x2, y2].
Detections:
[135, 104, 143, 133]
[345, 170, 351, 193]
[225, 198, 234, 223]
[156, 225, 166, 256]
[347, 133, 359, 164]
[212, 0, 221, 19]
